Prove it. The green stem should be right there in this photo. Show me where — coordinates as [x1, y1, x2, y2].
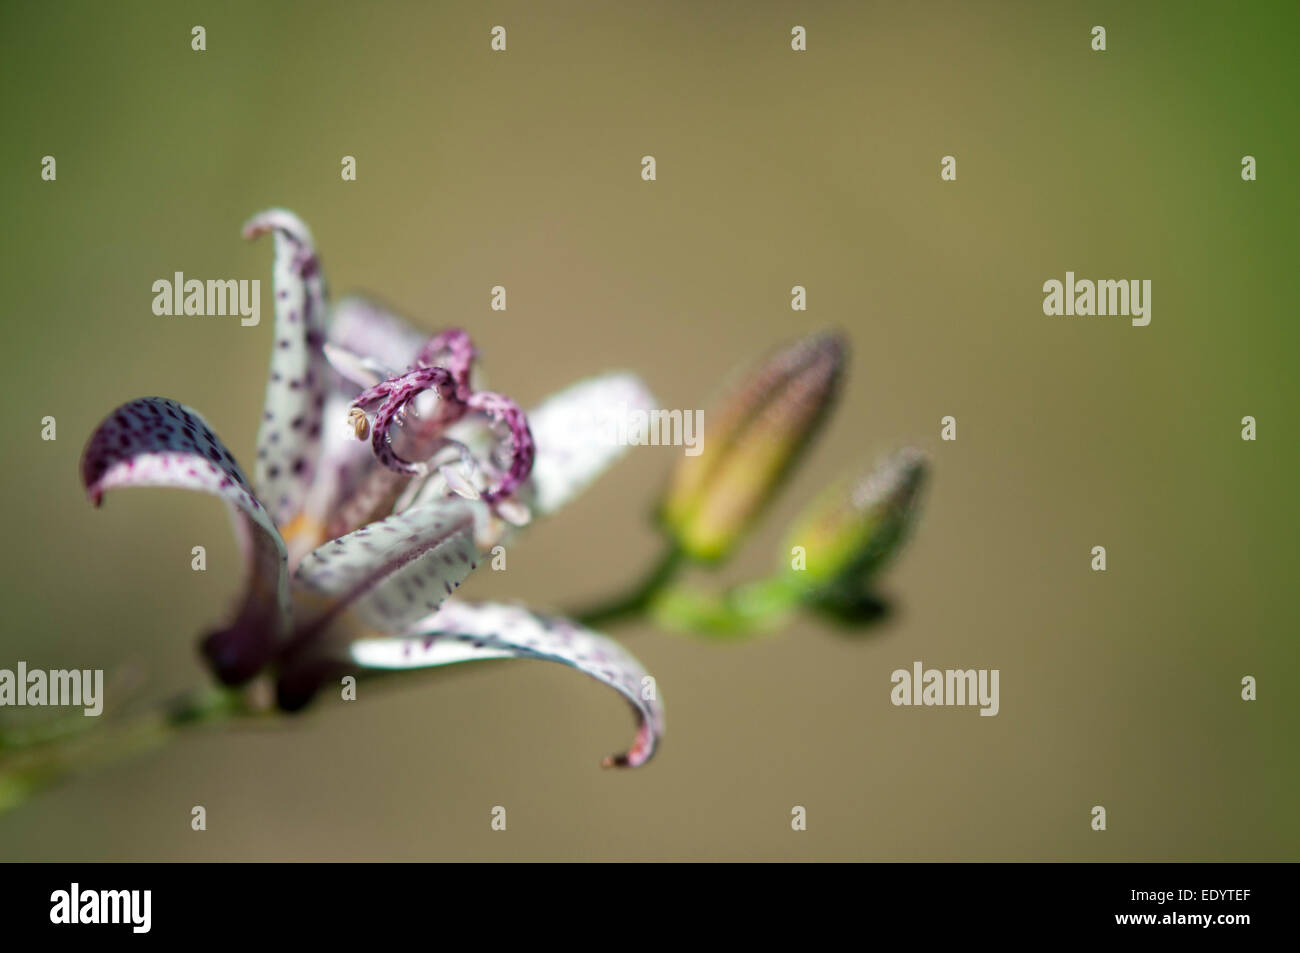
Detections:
[0, 686, 252, 815]
[574, 545, 686, 629]
[649, 574, 804, 639]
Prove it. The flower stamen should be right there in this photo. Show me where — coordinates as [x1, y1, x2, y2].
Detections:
[415, 328, 476, 401]
[351, 365, 464, 475]
[465, 390, 535, 504]
[347, 406, 370, 441]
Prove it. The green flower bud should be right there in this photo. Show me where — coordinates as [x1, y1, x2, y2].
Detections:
[660, 332, 846, 561]
[784, 447, 928, 595]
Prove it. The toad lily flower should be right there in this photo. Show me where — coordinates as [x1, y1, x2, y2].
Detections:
[79, 209, 664, 768]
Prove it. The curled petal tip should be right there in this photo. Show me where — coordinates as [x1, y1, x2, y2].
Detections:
[344, 602, 663, 769]
[601, 753, 641, 769]
[241, 208, 315, 245]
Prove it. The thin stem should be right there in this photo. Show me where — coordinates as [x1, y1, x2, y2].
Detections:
[0, 686, 253, 815]
[574, 545, 685, 629]
[648, 574, 805, 639]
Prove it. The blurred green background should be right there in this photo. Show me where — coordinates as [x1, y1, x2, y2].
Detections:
[1, 0, 1296, 860]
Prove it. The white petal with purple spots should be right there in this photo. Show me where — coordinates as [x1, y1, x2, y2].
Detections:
[293, 497, 481, 632]
[244, 209, 330, 527]
[350, 600, 665, 768]
[326, 295, 429, 376]
[525, 372, 656, 515]
[80, 397, 291, 683]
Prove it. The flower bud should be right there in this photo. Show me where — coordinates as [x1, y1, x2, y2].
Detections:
[660, 332, 845, 561]
[784, 447, 928, 594]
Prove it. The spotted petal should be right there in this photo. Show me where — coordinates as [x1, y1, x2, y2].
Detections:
[326, 295, 429, 380]
[244, 209, 331, 527]
[524, 372, 656, 515]
[80, 397, 290, 684]
[292, 497, 481, 634]
[349, 601, 664, 768]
